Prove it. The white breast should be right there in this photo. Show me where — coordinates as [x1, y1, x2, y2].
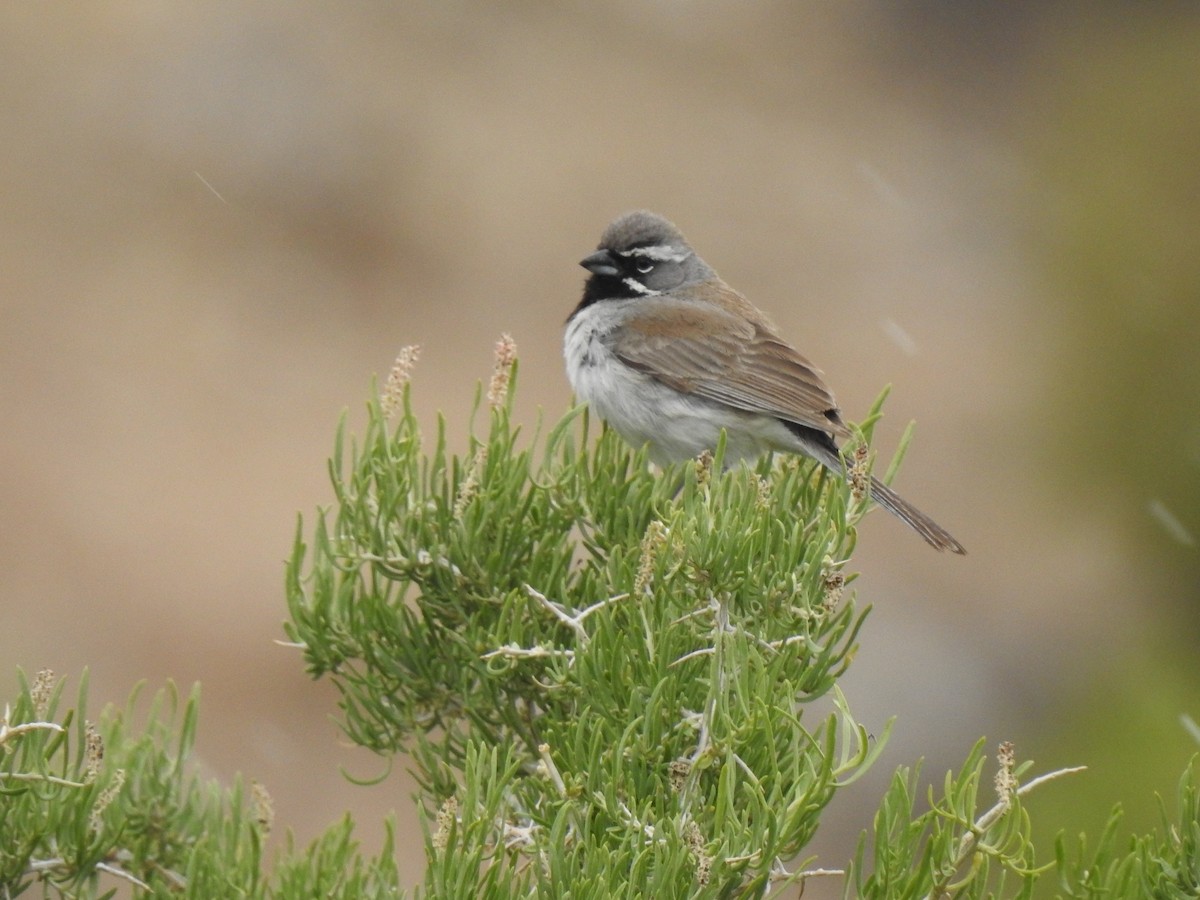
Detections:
[564, 301, 797, 466]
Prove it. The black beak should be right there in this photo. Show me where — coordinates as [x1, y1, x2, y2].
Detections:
[580, 249, 620, 278]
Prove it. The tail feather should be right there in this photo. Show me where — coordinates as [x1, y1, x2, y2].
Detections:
[794, 430, 966, 554]
[867, 475, 966, 554]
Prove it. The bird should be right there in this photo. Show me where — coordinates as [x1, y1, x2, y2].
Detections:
[563, 210, 965, 554]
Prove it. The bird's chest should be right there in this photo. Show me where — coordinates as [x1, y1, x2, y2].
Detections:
[564, 304, 722, 463]
[564, 305, 641, 411]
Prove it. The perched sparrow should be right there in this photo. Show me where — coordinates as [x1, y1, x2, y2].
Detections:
[564, 210, 965, 554]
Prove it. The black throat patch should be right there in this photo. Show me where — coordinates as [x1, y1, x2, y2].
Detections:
[568, 271, 644, 321]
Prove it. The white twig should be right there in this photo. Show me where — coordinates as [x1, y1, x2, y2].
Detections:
[525, 585, 629, 645]
[723, 851, 761, 864]
[732, 753, 761, 788]
[26, 858, 153, 892]
[614, 800, 661, 844]
[524, 586, 588, 643]
[795, 866, 845, 880]
[762, 856, 846, 885]
[670, 606, 715, 627]
[923, 764, 1087, 900]
[774, 860, 845, 888]
[0, 720, 65, 747]
[764, 634, 811, 652]
[482, 644, 575, 661]
[1017, 766, 1087, 795]
[538, 744, 567, 797]
[575, 592, 630, 621]
[0, 772, 87, 789]
[670, 647, 715, 667]
[95, 861, 153, 891]
[25, 858, 65, 873]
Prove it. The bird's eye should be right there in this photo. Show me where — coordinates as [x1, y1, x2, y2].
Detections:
[635, 259, 656, 275]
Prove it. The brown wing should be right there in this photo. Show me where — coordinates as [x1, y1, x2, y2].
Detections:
[608, 285, 850, 437]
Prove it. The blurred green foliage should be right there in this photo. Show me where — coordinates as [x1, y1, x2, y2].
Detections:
[1030, 16, 1200, 572]
[1021, 15, 1200, 884]
[5, 348, 1200, 896]
[0, 670, 400, 897]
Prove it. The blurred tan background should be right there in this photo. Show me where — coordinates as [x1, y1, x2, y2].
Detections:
[3, 3, 1199, 893]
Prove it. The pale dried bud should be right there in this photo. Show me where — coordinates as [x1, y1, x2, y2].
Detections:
[84, 722, 104, 783]
[753, 474, 771, 511]
[668, 758, 691, 793]
[694, 449, 714, 487]
[634, 520, 668, 596]
[432, 795, 458, 851]
[821, 564, 845, 612]
[252, 780, 275, 837]
[994, 740, 1017, 806]
[381, 345, 421, 418]
[30, 668, 56, 718]
[453, 445, 488, 519]
[89, 768, 125, 832]
[849, 444, 869, 502]
[488, 333, 518, 409]
[685, 820, 712, 885]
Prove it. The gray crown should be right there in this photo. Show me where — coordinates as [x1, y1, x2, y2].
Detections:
[598, 210, 688, 254]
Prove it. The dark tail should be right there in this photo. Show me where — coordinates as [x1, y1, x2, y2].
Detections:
[790, 425, 966, 554]
[865, 474, 966, 554]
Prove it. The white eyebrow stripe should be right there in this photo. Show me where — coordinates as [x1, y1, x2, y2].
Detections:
[622, 277, 661, 296]
[616, 245, 691, 263]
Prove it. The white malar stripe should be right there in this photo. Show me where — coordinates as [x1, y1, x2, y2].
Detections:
[623, 277, 660, 296]
[616, 245, 691, 263]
